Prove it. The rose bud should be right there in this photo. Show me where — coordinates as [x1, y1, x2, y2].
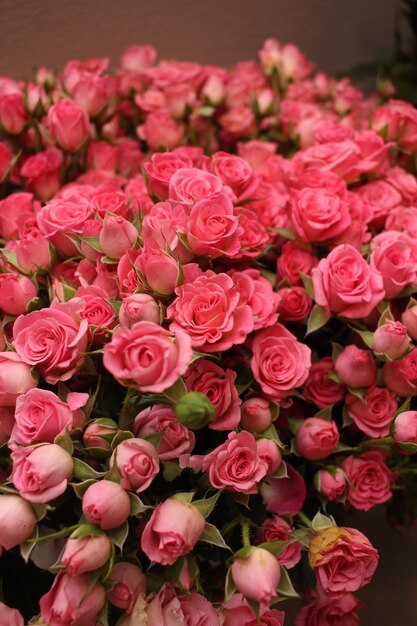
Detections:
[112, 438, 159, 493]
[15, 227, 54, 274]
[256, 438, 282, 474]
[108, 562, 147, 614]
[261, 463, 306, 515]
[309, 526, 378, 595]
[0, 602, 24, 626]
[47, 99, 90, 152]
[99, 215, 138, 260]
[231, 547, 281, 604]
[83, 420, 118, 450]
[315, 468, 347, 501]
[40, 573, 105, 626]
[19, 148, 63, 202]
[393, 411, 417, 453]
[383, 348, 417, 396]
[10, 443, 73, 503]
[335, 345, 376, 388]
[141, 498, 205, 565]
[0, 273, 37, 315]
[119, 294, 161, 327]
[241, 397, 273, 433]
[178, 558, 194, 590]
[373, 321, 410, 359]
[295, 418, 339, 461]
[0, 352, 38, 407]
[82, 480, 131, 530]
[174, 391, 216, 429]
[61, 532, 112, 576]
[401, 304, 417, 340]
[0, 406, 14, 445]
[0, 495, 36, 551]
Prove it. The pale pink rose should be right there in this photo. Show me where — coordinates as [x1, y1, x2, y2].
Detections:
[112, 438, 159, 493]
[346, 386, 397, 438]
[0, 191, 37, 239]
[201, 73, 226, 106]
[20, 148, 63, 201]
[290, 187, 351, 243]
[0, 273, 37, 315]
[103, 321, 193, 393]
[334, 346, 376, 388]
[0, 494, 36, 551]
[141, 201, 192, 263]
[316, 468, 347, 501]
[202, 431, 268, 494]
[61, 533, 112, 576]
[277, 241, 318, 286]
[137, 110, 183, 150]
[47, 99, 90, 151]
[71, 73, 115, 117]
[36, 195, 94, 256]
[99, 215, 138, 259]
[119, 294, 161, 327]
[82, 480, 131, 530]
[0, 92, 28, 134]
[230, 269, 279, 330]
[184, 359, 241, 430]
[143, 152, 192, 200]
[312, 245, 385, 319]
[277, 286, 312, 322]
[296, 418, 339, 461]
[342, 451, 396, 511]
[10, 443, 73, 503]
[393, 411, 417, 447]
[256, 515, 302, 569]
[15, 227, 54, 273]
[0, 351, 37, 407]
[133, 404, 195, 460]
[386, 205, 417, 238]
[12, 303, 88, 384]
[231, 547, 281, 604]
[370, 231, 417, 299]
[373, 321, 410, 359]
[261, 463, 306, 515]
[146, 584, 221, 626]
[251, 324, 311, 400]
[256, 438, 282, 474]
[383, 348, 417, 396]
[120, 45, 157, 71]
[302, 357, 345, 409]
[295, 590, 363, 626]
[108, 562, 147, 613]
[309, 526, 378, 595]
[241, 397, 273, 433]
[40, 573, 105, 626]
[0, 602, 24, 626]
[167, 272, 254, 352]
[0, 406, 14, 444]
[141, 498, 205, 565]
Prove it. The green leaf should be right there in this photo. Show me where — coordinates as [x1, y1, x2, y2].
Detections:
[73, 458, 104, 481]
[109, 521, 129, 550]
[171, 492, 195, 503]
[299, 272, 314, 299]
[271, 460, 288, 479]
[54, 430, 74, 455]
[257, 539, 296, 556]
[314, 404, 334, 421]
[72, 479, 97, 499]
[20, 527, 38, 563]
[274, 228, 296, 240]
[163, 377, 187, 403]
[128, 492, 153, 516]
[224, 567, 236, 601]
[162, 461, 182, 482]
[256, 423, 285, 448]
[277, 566, 299, 598]
[199, 522, 231, 551]
[311, 511, 335, 532]
[306, 304, 330, 335]
[192, 491, 221, 518]
[349, 326, 374, 349]
[72, 524, 104, 539]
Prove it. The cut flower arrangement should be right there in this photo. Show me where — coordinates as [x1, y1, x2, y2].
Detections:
[0, 37, 416, 626]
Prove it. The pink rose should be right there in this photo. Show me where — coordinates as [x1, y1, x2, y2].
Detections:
[20, 148, 63, 201]
[133, 404, 195, 460]
[355, 180, 401, 226]
[0, 494, 37, 551]
[82, 480, 131, 530]
[309, 526, 378, 595]
[76, 285, 117, 345]
[141, 201, 192, 263]
[232, 206, 270, 260]
[184, 359, 241, 430]
[36, 195, 94, 257]
[0, 406, 14, 444]
[383, 348, 417, 396]
[241, 397, 273, 433]
[83, 420, 117, 450]
[260, 463, 306, 515]
[87, 140, 119, 171]
[0, 191, 37, 239]
[222, 594, 285, 626]
[146, 584, 221, 626]
[61, 533, 112, 576]
[112, 438, 159, 493]
[99, 215, 138, 259]
[334, 346, 376, 389]
[342, 451, 396, 511]
[0, 351, 37, 406]
[47, 99, 90, 151]
[120, 44, 156, 71]
[219, 106, 256, 139]
[141, 498, 205, 565]
[119, 294, 161, 328]
[346, 386, 397, 438]
[231, 547, 281, 604]
[295, 590, 363, 626]
[393, 411, 417, 447]
[167, 272, 254, 352]
[103, 321, 193, 393]
[277, 240, 318, 286]
[277, 286, 312, 321]
[0, 141, 11, 182]
[12, 303, 88, 384]
[0, 602, 24, 626]
[143, 152, 192, 200]
[0, 92, 28, 134]
[168, 167, 226, 206]
[0, 273, 37, 315]
[202, 431, 268, 494]
[373, 320, 410, 359]
[302, 357, 345, 409]
[290, 187, 351, 243]
[178, 591, 221, 626]
[295, 418, 339, 461]
[256, 516, 302, 569]
[137, 110, 183, 151]
[370, 231, 417, 298]
[108, 562, 147, 613]
[71, 73, 115, 117]
[10, 443, 73, 503]
[207, 151, 258, 202]
[315, 468, 347, 501]
[312, 245, 385, 319]
[256, 438, 282, 475]
[40, 573, 105, 626]
[15, 227, 54, 273]
[230, 269, 279, 330]
[402, 305, 417, 340]
[251, 324, 311, 400]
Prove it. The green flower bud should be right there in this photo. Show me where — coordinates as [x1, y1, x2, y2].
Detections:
[174, 391, 216, 429]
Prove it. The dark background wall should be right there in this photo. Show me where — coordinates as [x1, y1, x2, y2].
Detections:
[1, 0, 416, 624]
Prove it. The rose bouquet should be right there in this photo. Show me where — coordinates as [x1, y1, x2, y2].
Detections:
[0, 37, 416, 626]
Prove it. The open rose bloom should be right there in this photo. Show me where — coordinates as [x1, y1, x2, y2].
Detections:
[0, 36, 414, 625]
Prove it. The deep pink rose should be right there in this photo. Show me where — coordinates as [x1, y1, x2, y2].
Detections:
[302, 357, 344, 409]
[61, 533, 112, 576]
[251, 324, 311, 400]
[295, 590, 363, 626]
[334, 345, 376, 389]
[20, 148, 63, 201]
[167, 272, 254, 352]
[137, 110, 183, 151]
[15, 227, 54, 273]
[103, 321, 193, 393]
[0, 351, 37, 406]
[120, 44, 156, 71]
[260, 463, 306, 515]
[277, 286, 312, 322]
[82, 480, 131, 530]
[346, 386, 397, 438]
[402, 305, 417, 341]
[309, 526, 379, 595]
[0, 92, 28, 134]
[230, 269, 279, 330]
[231, 547, 281, 604]
[112, 438, 159, 493]
[277, 240, 318, 286]
[10, 443, 73, 503]
[383, 348, 417, 396]
[316, 468, 347, 501]
[0, 191, 37, 239]
[168, 167, 226, 205]
[108, 562, 147, 614]
[202, 431, 268, 494]
[133, 404, 195, 460]
[295, 418, 339, 461]
[47, 99, 90, 151]
[355, 179, 401, 225]
[141, 498, 205, 565]
[256, 515, 302, 569]
[312, 245, 385, 319]
[373, 320, 410, 359]
[232, 206, 270, 260]
[0, 494, 37, 551]
[184, 359, 241, 430]
[40, 573, 105, 626]
[342, 451, 396, 511]
[241, 397, 273, 433]
[393, 411, 417, 448]
[0, 273, 37, 315]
